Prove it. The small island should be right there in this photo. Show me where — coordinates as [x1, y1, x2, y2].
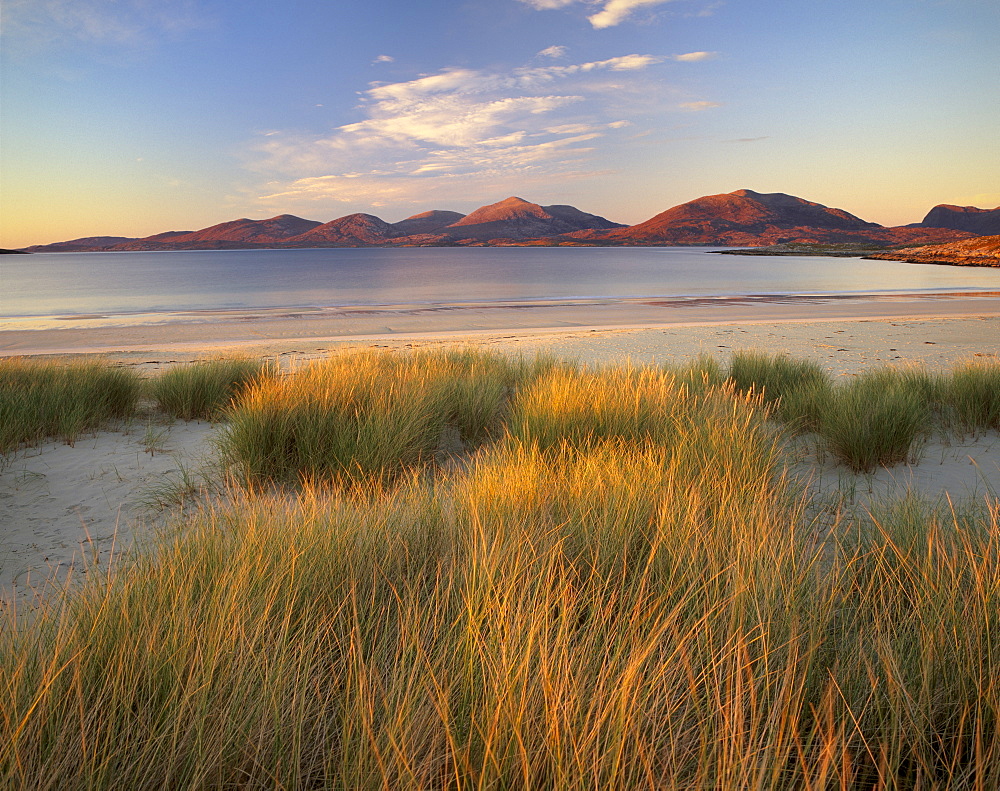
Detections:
[714, 242, 890, 257]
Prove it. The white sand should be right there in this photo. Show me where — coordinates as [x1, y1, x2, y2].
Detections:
[3, 305, 1000, 607]
[792, 431, 1000, 506]
[4, 316, 1000, 382]
[1, 419, 217, 611]
[3, 292, 999, 362]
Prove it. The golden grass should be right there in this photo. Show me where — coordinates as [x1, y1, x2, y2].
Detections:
[3, 350, 1000, 788]
[217, 349, 532, 486]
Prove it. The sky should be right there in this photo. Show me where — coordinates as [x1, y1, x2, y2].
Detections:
[2, 0, 999, 248]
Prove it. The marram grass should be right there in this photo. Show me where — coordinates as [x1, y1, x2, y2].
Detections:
[0, 357, 140, 453]
[3, 350, 1000, 789]
[150, 357, 272, 420]
[217, 349, 533, 485]
[727, 349, 831, 426]
[724, 353, 1000, 472]
[817, 368, 931, 472]
[945, 360, 1000, 432]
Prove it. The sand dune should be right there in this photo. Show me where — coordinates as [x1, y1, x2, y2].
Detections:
[3, 311, 1000, 608]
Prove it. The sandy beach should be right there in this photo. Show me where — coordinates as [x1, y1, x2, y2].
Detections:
[3, 291, 1000, 374]
[3, 296, 1000, 607]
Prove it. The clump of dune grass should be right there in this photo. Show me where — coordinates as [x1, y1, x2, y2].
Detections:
[218, 349, 524, 485]
[666, 352, 726, 392]
[0, 357, 140, 453]
[817, 368, 930, 472]
[944, 360, 1000, 432]
[891, 363, 947, 405]
[728, 350, 830, 404]
[776, 378, 834, 432]
[505, 363, 738, 451]
[727, 350, 833, 428]
[429, 348, 540, 445]
[150, 357, 271, 420]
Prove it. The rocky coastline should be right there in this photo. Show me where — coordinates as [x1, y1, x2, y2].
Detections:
[864, 235, 1000, 268]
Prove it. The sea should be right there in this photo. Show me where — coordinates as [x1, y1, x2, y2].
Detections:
[3, 247, 999, 328]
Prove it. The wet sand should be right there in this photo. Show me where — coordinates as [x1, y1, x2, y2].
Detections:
[2, 291, 999, 378]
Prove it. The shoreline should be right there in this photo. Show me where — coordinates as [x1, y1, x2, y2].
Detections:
[3, 291, 1000, 366]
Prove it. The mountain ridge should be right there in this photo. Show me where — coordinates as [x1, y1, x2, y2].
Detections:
[920, 205, 1000, 236]
[439, 196, 624, 240]
[22, 190, 989, 252]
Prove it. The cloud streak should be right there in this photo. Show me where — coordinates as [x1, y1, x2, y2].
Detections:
[538, 45, 568, 58]
[672, 51, 718, 62]
[518, 0, 577, 9]
[1, 0, 208, 48]
[588, 0, 677, 28]
[516, 0, 680, 28]
[679, 100, 721, 111]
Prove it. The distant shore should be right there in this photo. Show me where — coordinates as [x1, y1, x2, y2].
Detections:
[714, 242, 889, 257]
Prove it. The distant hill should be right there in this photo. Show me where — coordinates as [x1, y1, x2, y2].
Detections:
[24, 236, 137, 252]
[286, 214, 399, 246]
[163, 214, 321, 244]
[866, 234, 1000, 267]
[920, 205, 1000, 236]
[144, 230, 196, 242]
[22, 199, 621, 251]
[109, 215, 322, 251]
[632, 189, 879, 236]
[566, 190, 968, 247]
[440, 197, 623, 241]
[391, 210, 466, 236]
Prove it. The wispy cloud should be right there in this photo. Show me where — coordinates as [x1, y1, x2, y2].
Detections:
[672, 51, 718, 62]
[954, 192, 1000, 208]
[518, 0, 577, 8]
[372, 54, 395, 64]
[538, 45, 568, 58]
[516, 0, 680, 29]
[1, 0, 209, 48]
[588, 0, 678, 28]
[252, 55, 663, 208]
[679, 100, 721, 111]
[687, 1, 724, 18]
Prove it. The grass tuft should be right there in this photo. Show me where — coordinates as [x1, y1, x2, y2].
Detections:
[727, 350, 832, 428]
[150, 357, 271, 420]
[944, 360, 1000, 432]
[0, 357, 140, 452]
[218, 349, 523, 485]
[817, 368, 930, 472]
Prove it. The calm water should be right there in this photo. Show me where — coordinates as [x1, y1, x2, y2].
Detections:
[4, 246, 999, 320]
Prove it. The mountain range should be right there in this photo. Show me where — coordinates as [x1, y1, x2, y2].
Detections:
[23, 190, 999, 253]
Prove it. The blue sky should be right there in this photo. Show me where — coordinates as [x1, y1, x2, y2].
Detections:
[2, 0, 998, 247]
